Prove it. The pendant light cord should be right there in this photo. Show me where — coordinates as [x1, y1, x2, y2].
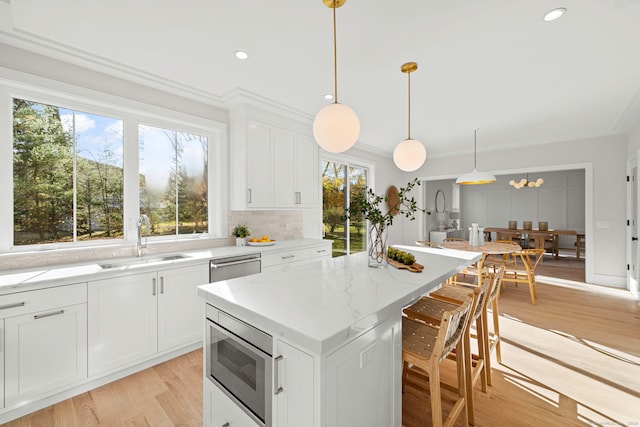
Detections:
[332, 2, 338, 104]
[407, 71, 411, 139]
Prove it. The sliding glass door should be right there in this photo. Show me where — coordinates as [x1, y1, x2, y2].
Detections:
[322, 161, 368, 257]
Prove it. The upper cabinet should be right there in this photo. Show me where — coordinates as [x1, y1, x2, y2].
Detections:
[229, 103, 318, 210]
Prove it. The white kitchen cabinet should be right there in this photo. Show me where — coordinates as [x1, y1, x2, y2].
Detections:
[273, 340, 314, 427]
[325, 316, 401, 427]
[273, 130, 317, 208]
[261, 242, 332, 274]
[88, 271, 158, 376]
[157, 264, 209, 351]
[247, 121, 274, 208]
[0, 319, 4, 409]
[204, 379, 259, 427]
[1, 283, 87, 408]
[233, 115, 318, 210]
[89, 263, 208, 376]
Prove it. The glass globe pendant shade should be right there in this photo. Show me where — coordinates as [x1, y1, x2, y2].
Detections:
[313, 103, 360, 153]
[393, 138, 427, 172]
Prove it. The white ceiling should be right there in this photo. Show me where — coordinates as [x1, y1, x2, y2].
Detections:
[2, 0, 640, 157]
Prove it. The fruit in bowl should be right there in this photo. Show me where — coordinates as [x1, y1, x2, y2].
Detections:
[250, 235, 274, 243]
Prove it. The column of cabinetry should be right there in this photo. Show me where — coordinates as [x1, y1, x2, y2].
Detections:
[88, 263, 208, 376]
[273, 340, 314, 427]
[238, 118, 318, 210]
[1, 283, 87, 408]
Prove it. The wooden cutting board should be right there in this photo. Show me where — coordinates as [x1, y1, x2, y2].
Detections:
[387, 257, 424, 273]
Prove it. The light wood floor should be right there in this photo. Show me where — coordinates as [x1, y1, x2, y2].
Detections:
[6, 258, 640, 427]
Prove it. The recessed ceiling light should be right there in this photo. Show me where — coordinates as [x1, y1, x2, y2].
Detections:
[323, 94, 334, 100]
[543, 7, 566, 22]
[234, 50, 249, 60]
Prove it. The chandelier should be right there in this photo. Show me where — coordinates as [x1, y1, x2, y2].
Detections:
[509, 174, 544, 189]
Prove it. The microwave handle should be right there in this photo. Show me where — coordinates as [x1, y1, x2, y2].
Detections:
[274, 355, 284, 395]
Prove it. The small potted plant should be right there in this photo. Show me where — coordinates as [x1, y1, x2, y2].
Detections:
[232, 224, 251, 247]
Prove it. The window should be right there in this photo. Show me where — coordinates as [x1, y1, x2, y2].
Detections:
[13, 98, 124, 245]
[139, 125, 208, 236]
[322, 160, 369, 257]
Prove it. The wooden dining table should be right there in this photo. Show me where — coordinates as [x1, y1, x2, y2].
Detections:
[438, 240, 522, 283]
[483, 227, 579, 259]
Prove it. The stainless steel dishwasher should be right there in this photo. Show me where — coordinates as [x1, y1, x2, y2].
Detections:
[209, 253, 261, 283]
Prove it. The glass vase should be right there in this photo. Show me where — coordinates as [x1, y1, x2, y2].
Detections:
[368, 222, 388, 268]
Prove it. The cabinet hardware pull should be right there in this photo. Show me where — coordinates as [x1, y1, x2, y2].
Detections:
[0, 302, 25, 311]
[34, 309, 64, 320]
[281, 255, 295, 260]
[160, 277, 164, 294]
[317, 249, 326, 253]
[248, 188, 252, 204]
[152, 278, 157, 296]
[274, 355, 284, 395]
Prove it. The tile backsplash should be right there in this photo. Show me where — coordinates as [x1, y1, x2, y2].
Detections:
[228, 210, 304, 241]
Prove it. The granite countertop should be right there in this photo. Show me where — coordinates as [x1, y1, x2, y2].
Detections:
[197, 246, 481, 355]
[0, 238, 330, 295]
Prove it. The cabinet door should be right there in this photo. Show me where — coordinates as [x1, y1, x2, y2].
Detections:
[326, 316, 401, 427]
[0, 319, 4, 409]
[274, 340, 314, 427]
[294, 134, 318, 208]
[247, 121, 273, 208]
[4, 303, 87, 407]
[88, 272, 158, 376]
[158, 264, 209, 351]
[205, 379, 260, 427]
[273, 128, 297, 207]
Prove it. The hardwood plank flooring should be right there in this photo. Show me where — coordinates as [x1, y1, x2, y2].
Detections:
[5, 258, 639, 427]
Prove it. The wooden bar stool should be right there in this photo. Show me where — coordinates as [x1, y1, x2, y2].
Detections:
[430, 265, 505, 386]
[402, 295, 474, 427]
[404, 276, 489, 424]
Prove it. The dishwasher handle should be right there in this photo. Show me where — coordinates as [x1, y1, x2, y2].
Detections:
[210, 257, 260, 269]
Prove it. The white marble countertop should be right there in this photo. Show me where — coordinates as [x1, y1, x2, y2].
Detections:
[197, 246, 481, 355]
[0, 238, 330, 295]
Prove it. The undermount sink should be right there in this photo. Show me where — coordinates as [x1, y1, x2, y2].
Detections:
[99, 254, 189, 269]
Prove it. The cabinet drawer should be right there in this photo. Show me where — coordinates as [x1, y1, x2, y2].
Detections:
[309, 245, 331, 260]
[0, 283, 87, 318]
[261, 249, 310, 268]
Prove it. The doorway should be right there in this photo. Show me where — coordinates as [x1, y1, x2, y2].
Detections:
[627, 152, 639, 299]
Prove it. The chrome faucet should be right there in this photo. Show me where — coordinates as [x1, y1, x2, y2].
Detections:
[136, 214, 151, 257]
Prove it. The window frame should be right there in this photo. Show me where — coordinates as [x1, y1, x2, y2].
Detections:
[321, 153, 375, 257]
[0, 78, 227, 253]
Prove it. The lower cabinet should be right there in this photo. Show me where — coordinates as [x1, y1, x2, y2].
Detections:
[1, 283, 87, 408]
[88, 263, 208, 376]
[325, 316, 400, 427]
[261, 242, 332, 274]
[273, 340, 314, 427]
[204, 379, 259, 427]
[0, 319, 4, 409]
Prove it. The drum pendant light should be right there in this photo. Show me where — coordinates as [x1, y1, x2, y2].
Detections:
[393, 62, 426, 171]
[455, 129, 496, 185]
[313, 0, 360, 153]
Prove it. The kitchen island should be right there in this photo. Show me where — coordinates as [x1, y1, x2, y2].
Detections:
[197, 246, 480, 427]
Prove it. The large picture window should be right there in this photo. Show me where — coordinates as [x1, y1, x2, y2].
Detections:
[139, 125, 208, 236]
[13, 98, 124, 245]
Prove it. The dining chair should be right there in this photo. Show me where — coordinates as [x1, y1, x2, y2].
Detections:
[502, 248, 544, 305]
[402, 295, 474, 427]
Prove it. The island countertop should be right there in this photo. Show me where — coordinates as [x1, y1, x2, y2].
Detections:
[197, 246, 481, 355]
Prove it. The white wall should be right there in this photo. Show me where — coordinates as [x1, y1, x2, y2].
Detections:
[399, 135, 627, 286]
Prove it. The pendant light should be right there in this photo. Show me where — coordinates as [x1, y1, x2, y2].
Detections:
[313, 0, 360, 153]
[455, 129, 496, 185]
[393, 62, 427, 172]
[509, 173, 544, 189]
